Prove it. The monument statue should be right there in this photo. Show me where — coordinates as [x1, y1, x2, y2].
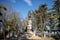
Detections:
[27, 11, 32, 34]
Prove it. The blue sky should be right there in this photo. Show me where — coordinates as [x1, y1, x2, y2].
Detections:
[0, 0, 53, 19]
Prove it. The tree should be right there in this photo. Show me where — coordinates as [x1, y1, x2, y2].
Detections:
[22, 18, 28, 32]
[39, 4, 47, 37]
[32, 4, 47, 37]
[53, 0, 60, 13]
[0, 5, 21, 38]
[0, 5, 7, 38]
[53, 0, 60, 30]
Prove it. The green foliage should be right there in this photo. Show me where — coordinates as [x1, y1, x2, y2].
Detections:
[31, 3, 60, 37]
[53, 0, 60, 13]
[0, 5, 20, 38]
[32, 4, 47, 37]
[53, 0, 60, 30]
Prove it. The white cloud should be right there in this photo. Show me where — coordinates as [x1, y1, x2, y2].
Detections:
[24, 0, 33, 6]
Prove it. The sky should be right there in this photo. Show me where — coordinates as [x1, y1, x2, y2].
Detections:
[0, 0, 54, 19]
